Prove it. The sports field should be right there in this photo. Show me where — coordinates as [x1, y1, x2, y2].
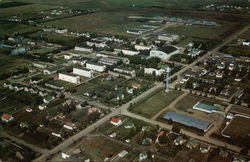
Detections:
[131, 90, 183, 118]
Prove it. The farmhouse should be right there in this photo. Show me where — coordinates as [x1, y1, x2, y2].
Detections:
[144, 67, 164, 76]
[59, 72, 81, 84]
[73, 67, 93, 78]
[1, 113, 14, 123]
[86, 62, 106, 72]
[110, 117, 122, 126]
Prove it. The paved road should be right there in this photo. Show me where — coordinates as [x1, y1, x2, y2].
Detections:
[33, 26, 249, 161]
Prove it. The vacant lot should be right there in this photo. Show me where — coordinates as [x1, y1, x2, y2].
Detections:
[164, 22, 239, 39]
[238, 28, 250, 39]
[222, 115, 250, 138]
[221, 45, 250, 57]
[131, 90, 183, 118]
[175, 95, 201, 111]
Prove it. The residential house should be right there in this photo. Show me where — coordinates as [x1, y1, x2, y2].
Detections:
[1, 113, 14, 122]
[110, 117, 122, 126]
[63, 122, 76, 130]
[43, 95, 55, 103]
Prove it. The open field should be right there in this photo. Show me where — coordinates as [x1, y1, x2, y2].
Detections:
[131, 89, 183, 118]
[0, 3, 58, 17]
[0, 22, 39, 37]
[164, 22, 240, 39]
[238, 28, 250, 39]
[0, 55, 31, 74]
[222, 115, 250, 138]
[175, 95, 201, 111]
[44, 11, 152, 37]
[220, 45, 250, 57]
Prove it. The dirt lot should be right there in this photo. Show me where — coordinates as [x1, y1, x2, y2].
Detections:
[222, 115, 250, 138]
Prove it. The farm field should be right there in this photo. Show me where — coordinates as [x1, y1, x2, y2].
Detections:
[131, 89, 183, 118]
[0, 55, 31, 74]
[0, 22, 39, 38]
[164, 22, 239, 40]
[220, 45, 250, 57]
[44, 11, 159, 37]
[0, 3, 58, 17]
[222, 115, 250, 138]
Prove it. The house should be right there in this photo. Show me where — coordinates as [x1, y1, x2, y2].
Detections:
[88, 107, 101, 113]
[200, 144, 211, 153]
[242, 40, 250, 46]
[86, 62, 106, 72]
[56, 113, 65, 119]
[58, 72, 81, 84]
[124, 121, 135, 129]
[139, 152, 148, 161]
[52, 131, 62, 138]
[43, 95, 55, 103]
[63, 122, 76, 130]
[174, 136, 186, 146]
[62, 152, 70, 159]
[33, 63, 48, 69]
[188, 49, 202, 57]
[26, 108, 33, 112]
[73, 67, 93, 78]
[110, 117, 122, 126]
[118, 150, 128, 158]
[39, 103, 47, 110]
[144, 67, 164, 76]
[39, 90, 48, 97]
[1, 113, 14, 122]
[64, 54, 73, 60]
[122, 49, 139, 56]
[109, 132, 117, 138]
[186, 139, 198, 149]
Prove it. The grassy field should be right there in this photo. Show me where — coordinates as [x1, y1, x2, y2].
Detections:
[0, 55, 31, 74]
[0, 3, 58, 17]
[44, 11, 155, 37]
[221, 45, 250, 57]
[164, 22, 239, 39]
[0, 22, 38, 37]
[131, 90, 183, 118]
[175, 95, 201, 111]
[238, 28, 250, 39]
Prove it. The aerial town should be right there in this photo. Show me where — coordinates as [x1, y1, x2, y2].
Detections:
[0, 0, 250, 161]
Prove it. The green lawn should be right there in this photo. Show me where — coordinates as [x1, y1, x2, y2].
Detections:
[221, 45, 250, 57]
[131, 90, 183, 118]
[0, 22, 38, 37]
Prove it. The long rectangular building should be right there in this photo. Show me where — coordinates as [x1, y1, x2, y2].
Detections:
[73, 67, 93, 78]
[58, 72, 80, 84]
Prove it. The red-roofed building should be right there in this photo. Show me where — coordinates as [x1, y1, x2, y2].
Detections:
[56, 113, 65, 119]
[88, 107, 101, 113]
[1, 113, 14, 122]
[110, 117, 122, 126]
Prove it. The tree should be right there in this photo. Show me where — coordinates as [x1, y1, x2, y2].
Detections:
[172, 125, 180, 133]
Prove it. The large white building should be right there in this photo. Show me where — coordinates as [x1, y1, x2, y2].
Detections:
[150, 46, 180, 60]
[134, 45, 151, 51]
[158, 34, 179, 42]
[58, 72, 80, 84]
[144, 68, 164, 76]
[74, 46, 93, 53]
[86, 62, 106, 72]
[73, 67, 93, 78]
[55, 28, 68, 34]
[122, 49, 139, 56]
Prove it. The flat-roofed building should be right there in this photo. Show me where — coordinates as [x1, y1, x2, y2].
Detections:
[86, 62, 106, 72]
[73, 67, 93, 78]
[58, 72, 80, 84]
